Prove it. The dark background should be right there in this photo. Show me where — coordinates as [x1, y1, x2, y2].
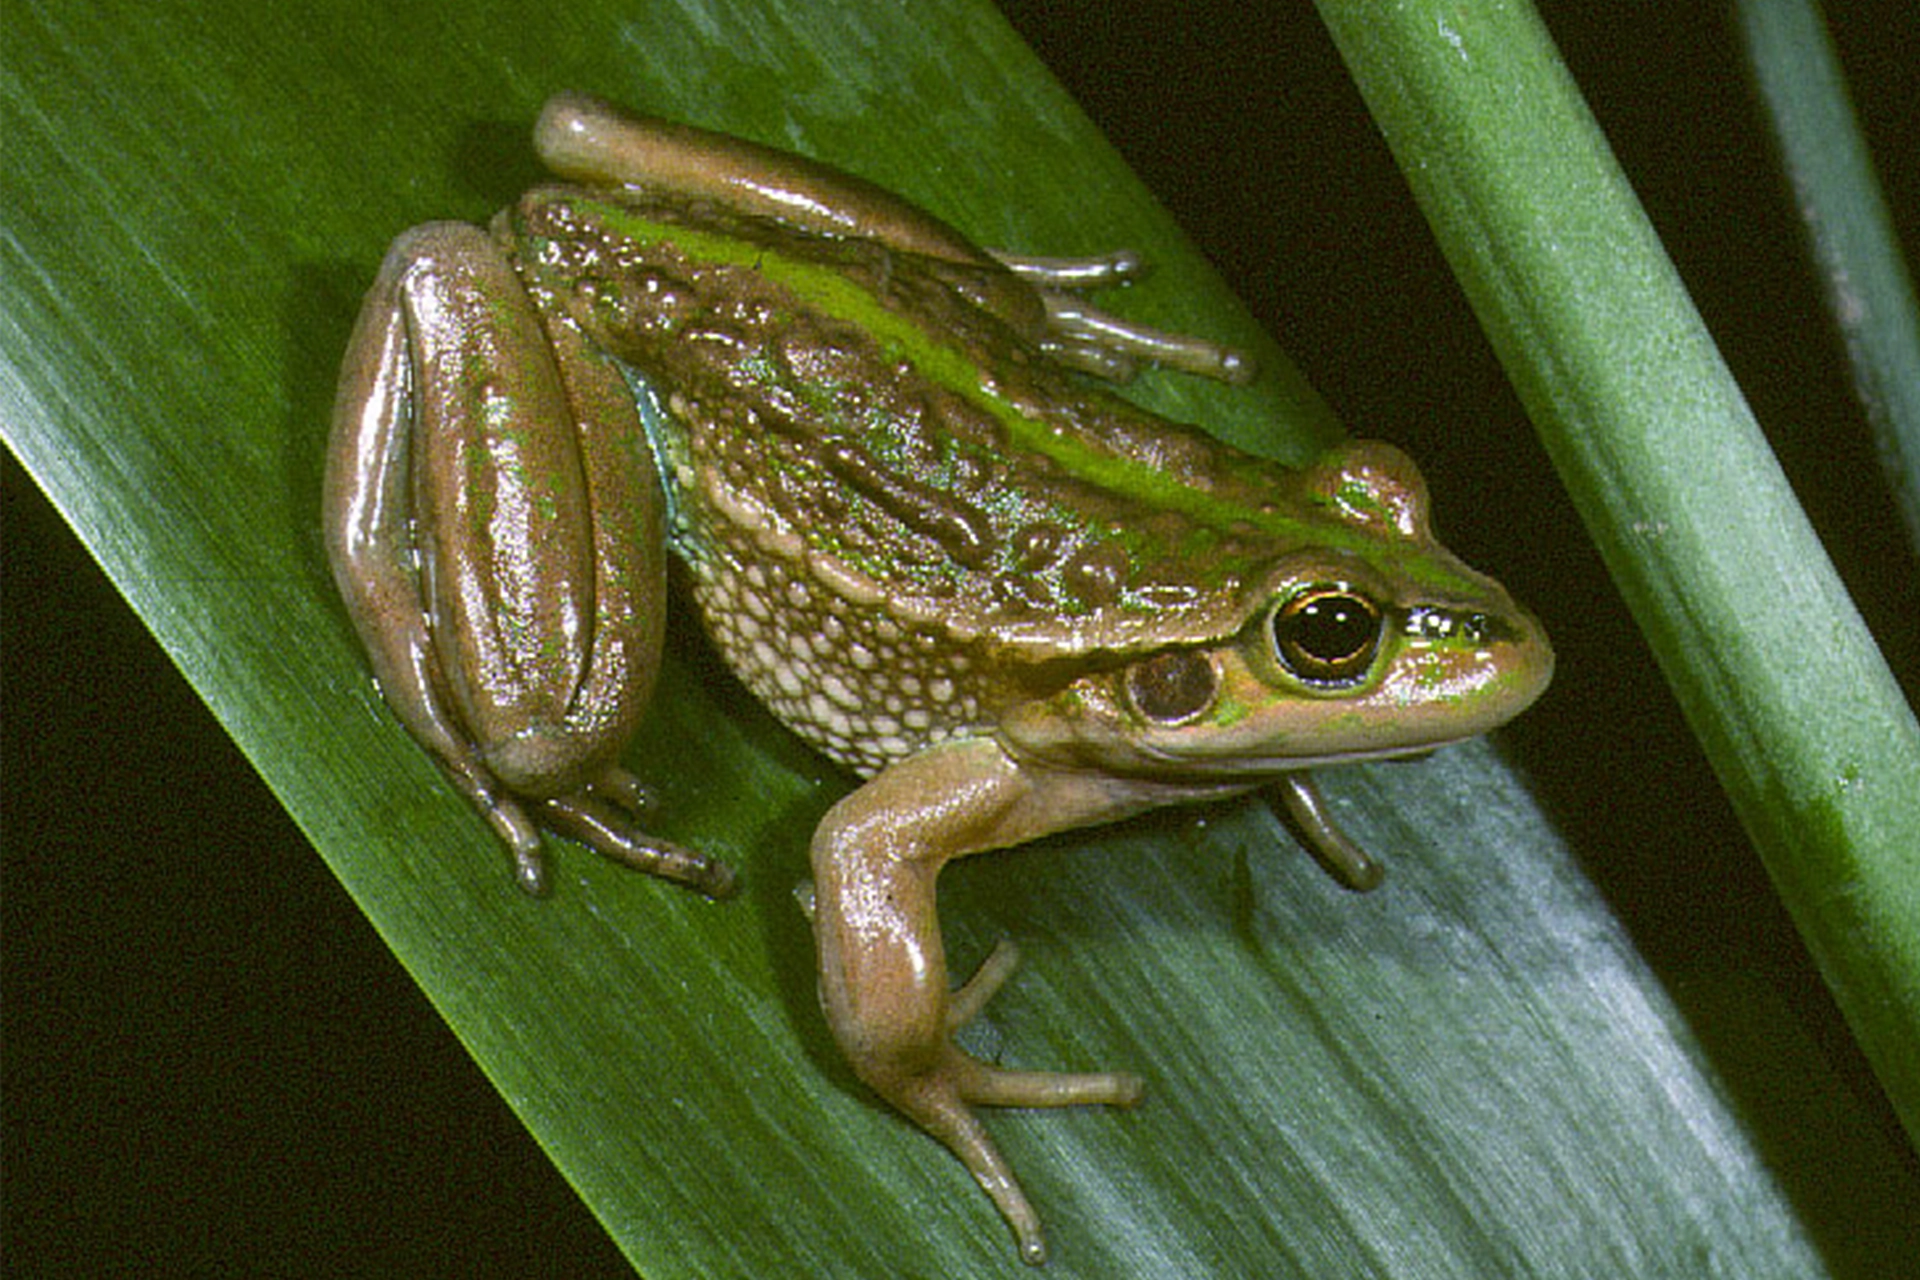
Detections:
[7, 2, 1916, 1274]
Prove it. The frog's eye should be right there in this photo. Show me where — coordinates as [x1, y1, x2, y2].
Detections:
[1124, 649, 1219, 725]
[1271, 587, 1383, 684]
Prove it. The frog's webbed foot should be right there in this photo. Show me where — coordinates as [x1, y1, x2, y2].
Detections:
[992, 250, 1256, 386]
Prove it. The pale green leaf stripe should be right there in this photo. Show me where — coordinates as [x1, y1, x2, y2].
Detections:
[1313, 0, 1920, 1136]
[1735, 0, 1920, 555]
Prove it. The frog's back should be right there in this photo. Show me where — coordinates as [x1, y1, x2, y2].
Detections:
[507, 186, 1309, 772]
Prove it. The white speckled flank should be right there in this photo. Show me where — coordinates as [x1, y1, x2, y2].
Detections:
[689, 511, 988, 777]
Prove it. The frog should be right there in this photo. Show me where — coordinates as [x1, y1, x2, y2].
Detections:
[324, 93, 1553, 1265]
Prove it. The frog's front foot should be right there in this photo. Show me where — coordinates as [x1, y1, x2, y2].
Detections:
[848, 940, 1143, 1267]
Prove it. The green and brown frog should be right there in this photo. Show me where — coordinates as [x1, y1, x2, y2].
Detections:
[325, 94, 1552, 1265]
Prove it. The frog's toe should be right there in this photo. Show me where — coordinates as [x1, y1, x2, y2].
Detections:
[946, 938, 1023, 1030]
[945, 941, 1145, 1106]
[1033, 291, 1256, 385]
[423, 757, 553, 895]
[954, 1055, 1145, 1111]
[539, 789, 738, 898]
[881, 1059, 1051, 1266]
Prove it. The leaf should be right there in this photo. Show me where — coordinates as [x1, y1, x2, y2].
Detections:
[5, 1, 1917, 1276]
[1737, 0, 1920, 554]
[1312, 0, 1920, 1142]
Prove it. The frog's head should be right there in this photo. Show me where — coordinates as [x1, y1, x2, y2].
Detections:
[998, 440, 1552, 779]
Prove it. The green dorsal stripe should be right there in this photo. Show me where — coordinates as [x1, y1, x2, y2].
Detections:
[564, 196, 1481, 597]
[576, 201, 1285, 524]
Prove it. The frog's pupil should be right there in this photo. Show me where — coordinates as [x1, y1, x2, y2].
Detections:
[1273, 589, 1381, 682]
[1294, 597, 1371, 658]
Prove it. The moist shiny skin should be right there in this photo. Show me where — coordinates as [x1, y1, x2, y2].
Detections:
[325, 94, 1553, 1267]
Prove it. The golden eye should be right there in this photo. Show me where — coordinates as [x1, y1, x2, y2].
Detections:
[1271, 588, 1383, 684]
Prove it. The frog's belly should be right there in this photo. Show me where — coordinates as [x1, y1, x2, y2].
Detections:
[686, 524, 989, 777]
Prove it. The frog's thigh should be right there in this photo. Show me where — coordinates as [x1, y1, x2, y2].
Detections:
[326, 227, 544, 857]
[398, 224, 664, 800]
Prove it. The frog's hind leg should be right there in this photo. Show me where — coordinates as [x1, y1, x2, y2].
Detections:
[327, 224, 556, 893]
[327, 221, 733, 899]
[534, 93, 992, 267]
[993, 250, 1254, 385]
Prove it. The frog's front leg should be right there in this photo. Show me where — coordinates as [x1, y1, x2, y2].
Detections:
[326, 222, 733, 898]
[812, 740, 1226, 1264]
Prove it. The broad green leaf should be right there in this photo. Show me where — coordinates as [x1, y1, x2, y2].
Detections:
[5, 1, 1916, 1276]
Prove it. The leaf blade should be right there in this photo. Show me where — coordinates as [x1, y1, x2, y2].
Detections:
[5, 0, 1917, 1275]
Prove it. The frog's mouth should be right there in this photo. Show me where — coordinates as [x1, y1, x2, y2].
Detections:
[997, 710, 1482, 784]
[1099, 734, 1468, 781]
